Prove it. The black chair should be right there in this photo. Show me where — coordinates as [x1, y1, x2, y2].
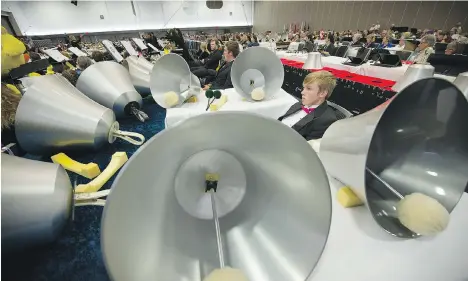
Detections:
[334, 45, 348, 57]
[303, 41, 315, 52]
[374, 53, 402, 67]
[370, 48, 390, 61]
[462, 44, 468, 55]
[374, 37, 383, 44]
[395, 50, 413, 61]
[342, 37, 352, 42]
[297, 42, 305, 53]
[428, 54, 468, 76]
[341, 41, 350, 46]
[434, 43, 448, 54]
[343, 48, 371, 66]
[328, 46, 338, 56]
[327, 101, 353, 120]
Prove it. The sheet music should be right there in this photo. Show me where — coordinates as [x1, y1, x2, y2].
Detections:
[42, 49, 69, 62]
[121, 40, 139, 56]
[132, 38, 148, 50]
[148, 43, 162, 53]
[102, 40, 124, 62]
[68, 47, 88, 57]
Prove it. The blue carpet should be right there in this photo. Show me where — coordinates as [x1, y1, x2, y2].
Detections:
[2, 98, 166, 281]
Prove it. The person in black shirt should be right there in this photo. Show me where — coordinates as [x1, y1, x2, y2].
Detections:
[203, 41, 239, 90]
[196, 42, 210, 60]
[191, 39, 223, 79]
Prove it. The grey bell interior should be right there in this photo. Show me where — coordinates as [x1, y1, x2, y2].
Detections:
[366, 78, 468, 238]
[102, 112, 332, 281]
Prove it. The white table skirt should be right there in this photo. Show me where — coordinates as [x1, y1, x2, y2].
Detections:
[307, 139, 468, 281]
[277, 51, 457, 83]
[165, 88, 298, 128]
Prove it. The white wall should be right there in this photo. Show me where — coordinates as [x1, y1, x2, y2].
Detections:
[2, 0, 254, 36]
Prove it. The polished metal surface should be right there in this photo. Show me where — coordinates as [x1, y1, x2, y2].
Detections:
[174, 150, 247, 220]
[392, 64, 434, 92]
[126, 56, 154, 96]
[15, 75, 117, 154]
[1, 154, 73, 252]
[149, 53, 201, 108]
[231, 47, 284, 101]
[303, 52, 323, 70]
[320, 78, 468, 238]
[76, 61, 143, 118]
[102, 112, 332, 281]
[210, 191, 225, 269]
[453, 71, 468, 100]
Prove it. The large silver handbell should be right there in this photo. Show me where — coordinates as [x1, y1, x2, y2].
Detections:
[1, 154, 73, 252]
[15, 75, 145, 155]
[101, 112, 332, 281]
[149, 53, 201, 108]
[391, 64, 434, 92]
[76, 61, 149, 122]
[126, 56, 154, 96]
[453, 71, 468, 99]
[231, 47, 284, 101]
[1, 154, 116, 252]
[320, 78, 468, 238]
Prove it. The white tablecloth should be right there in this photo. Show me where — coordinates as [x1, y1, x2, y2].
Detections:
[307, 139, 468, 281]
[165, 88, 297, 128]
[277, 51, 457, 83]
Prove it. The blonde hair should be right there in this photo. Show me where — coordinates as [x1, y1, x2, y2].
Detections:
[303, 71, 337, 99]
[200, 42, 208, 52]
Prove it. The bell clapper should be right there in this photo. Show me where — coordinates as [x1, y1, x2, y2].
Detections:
[365, 167, 403, 199]
[365, 168, 449, 236]
[130, 104, 150, 122]
[205, 173, 225, 268]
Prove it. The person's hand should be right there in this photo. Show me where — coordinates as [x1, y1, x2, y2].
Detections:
[203, 84, 211, 91]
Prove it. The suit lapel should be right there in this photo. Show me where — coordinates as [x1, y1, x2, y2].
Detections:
[291, 102, 328, 132]
[279, 102, 302, 120]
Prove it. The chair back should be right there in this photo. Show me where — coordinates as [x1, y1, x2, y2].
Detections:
[395, 50, 413, 61]
[327, 101, 353, 119]
[334, 45, 348, 57]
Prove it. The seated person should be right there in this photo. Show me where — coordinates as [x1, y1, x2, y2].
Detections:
[445, 41, 466, 55]
[363, 35, 375, 48]
[191, 39, 223, 78]
[196, 42, 210, 60]
[278, 71, 338, 140]
[202, 41, 239, 90]
[61, 69, 79, 86]
[378, 35, 394, 48]
[75, 56, 93, 75]
[91, 51, 104, 62]
[248, 35, 260, 47]
[394, 37, 406, 50]
[407, 35, 435, 64]
[350, 33, 363, 46]
[319, 35, 335, 55]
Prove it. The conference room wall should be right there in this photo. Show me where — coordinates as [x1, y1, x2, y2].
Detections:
[1, 1, 254, 36]
[253, 1, 468, 34]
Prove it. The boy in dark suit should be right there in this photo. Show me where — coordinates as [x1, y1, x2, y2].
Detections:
[278, 71, 338, 140]
[203, 41, 240, 90]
